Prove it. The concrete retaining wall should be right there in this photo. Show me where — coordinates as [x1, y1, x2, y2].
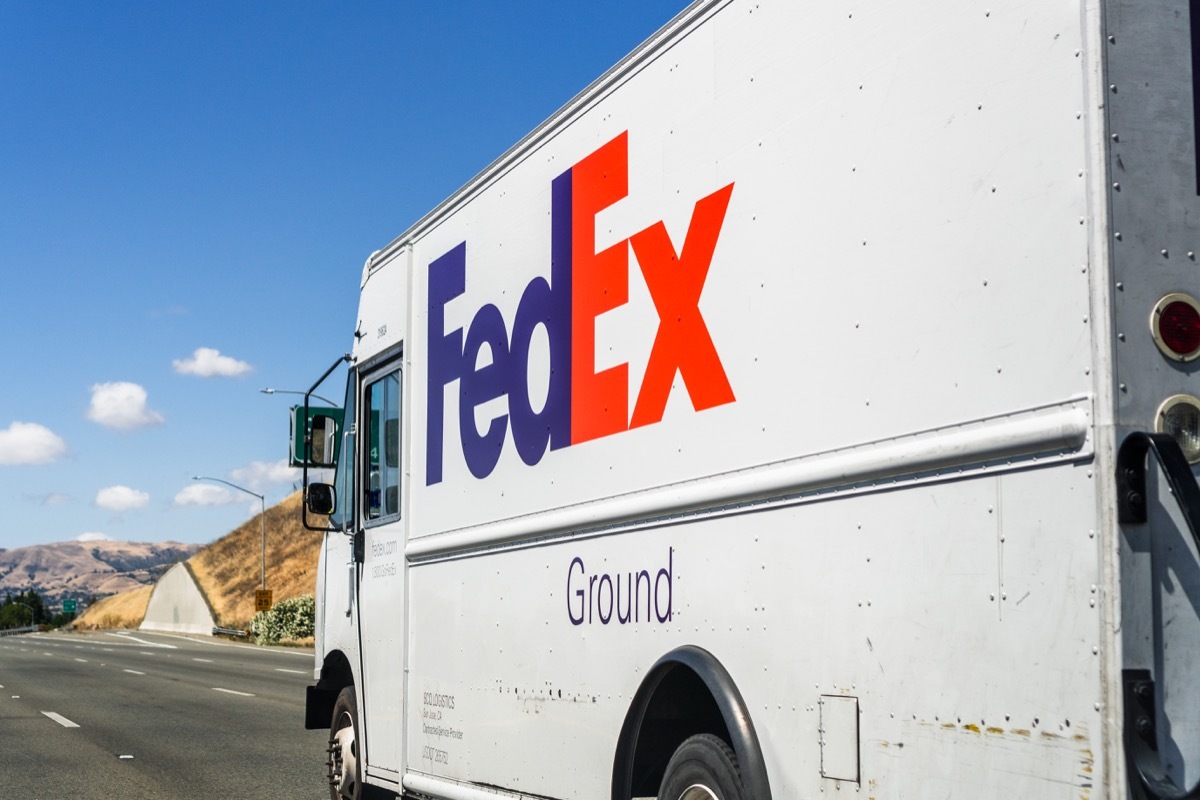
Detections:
[140, 562, 215, 635]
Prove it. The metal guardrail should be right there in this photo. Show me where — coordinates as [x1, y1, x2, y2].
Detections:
[212, 626, 250, 638]
[0, 626, 38, 637]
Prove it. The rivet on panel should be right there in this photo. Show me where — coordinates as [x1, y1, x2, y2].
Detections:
[1113, 182, 1120, 191]
[1108, 35, 1116, 43]
[1162, 249, 1169, 257]
[1116, 282, 1124, 290]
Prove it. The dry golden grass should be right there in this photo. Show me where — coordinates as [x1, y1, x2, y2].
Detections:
[187, 491, 324, 628]
[73, 491, 324, 632]
[74, 584, 153, 630]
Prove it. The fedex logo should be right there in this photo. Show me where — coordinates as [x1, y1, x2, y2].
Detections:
[426, 131, 735, 485]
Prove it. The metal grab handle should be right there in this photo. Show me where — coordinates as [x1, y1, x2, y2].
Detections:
[1117, 432, 1200, 800]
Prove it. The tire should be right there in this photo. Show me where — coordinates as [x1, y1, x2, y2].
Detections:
[328, 686, 361, 800]
[658, 733, 747, 800]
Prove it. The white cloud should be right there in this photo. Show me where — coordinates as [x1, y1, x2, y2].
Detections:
[87, 382, 165, 430]
[174, 483, 234, 507]
[230, 459, 300, 492]
[95, 485, 150, 511]
[172, 347, 252, 377]
[0, 422, 68, 465]
[77, 532, 112, 542]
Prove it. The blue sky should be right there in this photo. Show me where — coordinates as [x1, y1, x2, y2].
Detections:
[0, 1, 686, 550]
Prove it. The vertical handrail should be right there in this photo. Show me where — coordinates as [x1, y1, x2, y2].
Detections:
[1117, 432, 1200, 800]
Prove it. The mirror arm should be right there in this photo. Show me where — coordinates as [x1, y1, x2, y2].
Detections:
[302, 353, 352, 534]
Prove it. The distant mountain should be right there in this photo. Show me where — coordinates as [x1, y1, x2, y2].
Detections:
[0, 540, 203, 607]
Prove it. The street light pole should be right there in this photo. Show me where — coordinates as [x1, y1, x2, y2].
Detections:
[260, 387, 339, 407]
[192, 476, 267, 590]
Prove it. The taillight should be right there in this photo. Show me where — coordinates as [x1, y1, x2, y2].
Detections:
[1156, 394, 1200, 463]
[1150, 293, 1200, 362]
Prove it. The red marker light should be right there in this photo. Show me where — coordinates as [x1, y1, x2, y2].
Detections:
[1151, 294, 1200, 362]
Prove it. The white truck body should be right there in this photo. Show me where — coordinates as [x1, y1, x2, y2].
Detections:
[303, 1, 1200, 798]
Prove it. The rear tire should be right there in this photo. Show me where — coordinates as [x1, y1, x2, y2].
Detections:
[657, 733, 746, 800]
[328, 686, 361, 800]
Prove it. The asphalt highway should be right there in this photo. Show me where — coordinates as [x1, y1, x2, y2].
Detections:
[0, 629, 329, 799]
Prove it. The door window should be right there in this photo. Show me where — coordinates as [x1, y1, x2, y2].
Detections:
[364, 368, 402, 522]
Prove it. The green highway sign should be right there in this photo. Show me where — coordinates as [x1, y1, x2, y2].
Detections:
[62, 599, 77, 614]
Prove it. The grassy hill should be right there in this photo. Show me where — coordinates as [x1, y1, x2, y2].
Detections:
[76, 491, 324, 630]
[0, 540, 202, 606]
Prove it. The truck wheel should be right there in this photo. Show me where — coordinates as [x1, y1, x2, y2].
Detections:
[328, 686, 361, 800]
[657, 733, 746, 800]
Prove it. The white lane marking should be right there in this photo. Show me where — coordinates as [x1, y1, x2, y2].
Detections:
[43, 652, 53, 656]
[193, 658, 214, 663]
[142, 630, 310, 657]
[212, 687, 255, 697]
[123, 669, 145, 676]
[119, 755, 134, 760]
[42, 711, 80, 728]
[274, 668, 306, 675]
[104, 633, 176, 649]
[75, 658, 88, 663]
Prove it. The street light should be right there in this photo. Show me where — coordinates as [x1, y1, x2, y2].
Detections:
[192, 476, 267, 590]
[260, 387, 338, 407]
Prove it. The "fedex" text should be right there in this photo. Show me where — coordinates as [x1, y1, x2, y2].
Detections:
[427, 131, 735, 484]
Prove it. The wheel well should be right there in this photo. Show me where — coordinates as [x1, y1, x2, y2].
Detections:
[317, 650, 354, 692]
[305, 650, 354, 730]
[611, 646, 771, 800]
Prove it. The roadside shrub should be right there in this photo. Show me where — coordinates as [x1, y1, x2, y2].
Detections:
[250, 594, 315, 643]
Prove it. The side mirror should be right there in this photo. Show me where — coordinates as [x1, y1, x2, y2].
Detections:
[290, 406, 344, 468]
[306, 483, 336, 516]
[310, 414, 339, 467]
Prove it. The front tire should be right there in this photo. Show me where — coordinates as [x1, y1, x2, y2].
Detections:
[328, 686, 361, 800]
[657, 734, 746, 800]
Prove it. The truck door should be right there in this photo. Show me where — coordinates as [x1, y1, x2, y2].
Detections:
[355, 358, 406, 782]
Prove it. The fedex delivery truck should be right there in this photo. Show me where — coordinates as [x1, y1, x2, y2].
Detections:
[296, 0, 1200, 797]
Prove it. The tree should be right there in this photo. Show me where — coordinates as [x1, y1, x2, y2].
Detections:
[2, 590, 47, 627]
